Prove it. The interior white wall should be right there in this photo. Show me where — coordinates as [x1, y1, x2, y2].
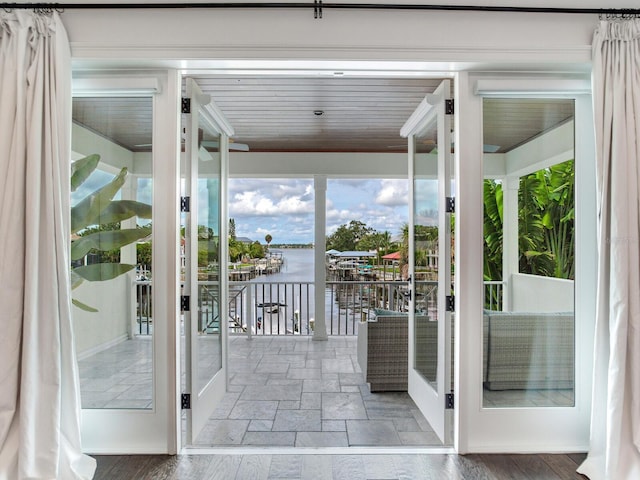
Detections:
[61, 3, 613, 71]
[73, 276, 131, 359]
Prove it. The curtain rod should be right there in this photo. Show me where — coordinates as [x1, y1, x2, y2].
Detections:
[1, 2, 639, 17]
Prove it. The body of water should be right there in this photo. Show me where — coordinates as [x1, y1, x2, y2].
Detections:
[254, 248, 314, 283]
[245, 248, 363, 335]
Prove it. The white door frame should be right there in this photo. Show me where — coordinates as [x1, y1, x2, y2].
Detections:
[72, 68, 596, 456]
[454, 72, 596, 453]
[182, 77, 232, 446]
[401, 79, 454, 444]
[75, 71, 181, 454]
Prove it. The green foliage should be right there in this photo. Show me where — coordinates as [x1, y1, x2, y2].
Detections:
[198, 248, 209, 267]
[326, 220, 374, 251]
[71, 154, 152, 311]
[398, 223, 439, 273]
[72, 225, 151, 261]
[358, 231, 392, 263]
[249, 241, 265, 259]
[228, 237, 244, 262]
[229, 218, 236, 239]
[136, 241, 152, 267]
[518, 161, 574, 279]
[71, 154, 100, 192]
[483, 180, 503, 281]
[198, 225, 214, 240]
[483, 160, 575, 283]
[197, 237, 220, 266]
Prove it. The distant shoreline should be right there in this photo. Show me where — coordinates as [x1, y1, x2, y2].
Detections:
[268, 244, 314, 249]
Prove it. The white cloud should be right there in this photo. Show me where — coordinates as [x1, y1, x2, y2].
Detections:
[230, 190, 314, 217]
[227, 177, 409, 243]
[375, 179, 408, 207]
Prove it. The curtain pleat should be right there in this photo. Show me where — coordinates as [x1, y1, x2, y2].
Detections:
[578, 18, 640, 480]
[0, 10, 96, 480]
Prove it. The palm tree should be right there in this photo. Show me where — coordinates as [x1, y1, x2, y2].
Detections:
[264, 234, 272, 250]
[229, 218, 236, 240]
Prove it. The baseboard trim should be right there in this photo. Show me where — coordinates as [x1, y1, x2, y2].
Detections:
[77, 333, 128, 361]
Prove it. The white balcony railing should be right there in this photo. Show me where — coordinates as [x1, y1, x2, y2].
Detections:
[133, 280, 504, 336]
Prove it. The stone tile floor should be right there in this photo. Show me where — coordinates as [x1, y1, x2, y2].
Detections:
[77, 333, 573, 443]
[78, 336, 153, 409]
[193, 335, 443, 447]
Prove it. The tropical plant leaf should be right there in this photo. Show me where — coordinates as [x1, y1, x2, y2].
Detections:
[72, 298, 98, 312]
[71, 227, 152, 261]
[70, 154, 100, 192]
[71, 167, 128, 234]
[70, 270, 84, 290]
[73, 263, 135, 282]
[96, 200, 152, 224]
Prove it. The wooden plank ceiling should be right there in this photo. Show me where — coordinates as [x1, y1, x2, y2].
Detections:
[72, 77, 575, 155]
[191, 76, 444, 153]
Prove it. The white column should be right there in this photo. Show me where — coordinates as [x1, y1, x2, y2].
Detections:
[120, 175, 138, 339]
[120, 175, 138, 265]
[502, 175, 519, 311]
[313, 175, 328, 341]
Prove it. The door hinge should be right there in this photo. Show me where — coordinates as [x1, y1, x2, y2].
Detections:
[446, 295, 455, 312]
[445, 99, 454, 115]
[445, 393, 454, 409]
[181, 295, 190, 312]
[181, 97, 191, 114]
[180, 196, 190, 213]
[181, 393, 191, 410]
[446, 197, 455, 213]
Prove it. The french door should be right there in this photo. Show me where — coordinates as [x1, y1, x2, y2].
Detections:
[74, 73, 179, 453]
[401, 79, 454, 444]
[182, 78, 231, 445]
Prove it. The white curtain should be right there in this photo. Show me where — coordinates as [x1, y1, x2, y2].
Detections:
[578, 18, 640, 480]
[0, 10, 96, 480]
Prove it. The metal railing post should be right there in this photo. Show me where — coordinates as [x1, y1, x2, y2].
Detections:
[246, 283, 253, 340]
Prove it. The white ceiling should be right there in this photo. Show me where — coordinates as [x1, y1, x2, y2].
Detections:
[72, 76, 575, 155]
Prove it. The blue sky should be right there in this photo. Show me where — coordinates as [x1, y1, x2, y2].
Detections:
[229, 178, 410, 244]
[71, 169, 414, 244]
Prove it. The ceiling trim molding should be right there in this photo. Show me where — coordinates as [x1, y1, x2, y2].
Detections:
[72, 76, 161, 96]
[70, 44, 593, 72]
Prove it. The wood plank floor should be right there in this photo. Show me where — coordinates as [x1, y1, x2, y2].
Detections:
[93, 452, 588, 479]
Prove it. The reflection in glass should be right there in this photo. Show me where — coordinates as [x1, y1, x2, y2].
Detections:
[196, 125, 223, 394]
[72, 96, 154, 410]
[413, 118, 439, 386]
[482, 98, 575, 408]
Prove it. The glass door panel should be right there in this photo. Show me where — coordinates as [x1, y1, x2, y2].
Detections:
[413, 117, 439, 387]
[403, 79, 453, 444]
[481, 97, 575, 408]
[183, 78, 230, 444]
[72, 74, 177, 452]
[72, 96, 154, 411]
[196, 125, 223, 394]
